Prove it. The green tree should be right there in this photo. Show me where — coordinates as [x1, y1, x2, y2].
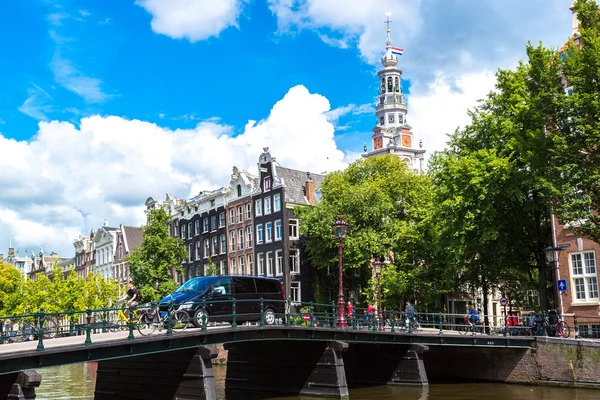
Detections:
[0, 261, 23, 315]
[76, 272, 119, 310]
[127, 208, 187, 302]
[552, 0, 600, 242]
[205, 257, 219, 276]
[299, 155, 434, 308]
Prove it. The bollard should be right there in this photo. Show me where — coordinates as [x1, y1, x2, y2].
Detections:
[232, 298, 237, 329]
[438, 312, 443, 335]
[166, 303, 173, 337]
[85, 309, 93, 345]
[36, 309, 45, 351]
[260, 299, 264, 328]
[573, 313, 580, 338]
[127, 306, 135, 340]
[202, 300, 208, 332]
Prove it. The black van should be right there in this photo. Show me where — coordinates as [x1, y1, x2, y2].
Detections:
[159, 275, 285, 327]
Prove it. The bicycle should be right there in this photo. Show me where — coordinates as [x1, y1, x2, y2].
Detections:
[14, 314, 58, 341]
[107, 301, 142, 332]
[137, 303, 189, 336]
[458, 315, 483, 335]
[397, 314, 421, 332]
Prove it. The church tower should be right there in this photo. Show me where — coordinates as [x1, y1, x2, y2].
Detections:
[363, 13, 426, 172]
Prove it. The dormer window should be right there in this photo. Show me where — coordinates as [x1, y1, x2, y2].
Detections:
[237, 184, 242, 197]
[210, 199, 215, 208]
[264, 177, 271, 191]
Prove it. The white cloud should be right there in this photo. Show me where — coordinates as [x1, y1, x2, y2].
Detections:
[0, 85, 347, 256]
[408, 71, 497, 159]
[136, 0, 247, 42]
[50, 52, 110, 104]
[18, 84, 54, 121]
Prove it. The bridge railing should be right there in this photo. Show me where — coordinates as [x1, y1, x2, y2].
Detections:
[0, 301, 584, 350]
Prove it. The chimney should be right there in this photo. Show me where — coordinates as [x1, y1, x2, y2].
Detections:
[8, 247, 14, 258]
[570, 1, 580, 36]
[306, 175, 315, 206]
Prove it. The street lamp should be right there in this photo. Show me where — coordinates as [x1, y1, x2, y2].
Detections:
[371, 257, 384, 330]
[544, 243, 570, 316]
[331, 216, 350, 328]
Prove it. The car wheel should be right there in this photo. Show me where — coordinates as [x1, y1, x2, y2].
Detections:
[264, 308, 276, 325]
[193, 308, 209, 328]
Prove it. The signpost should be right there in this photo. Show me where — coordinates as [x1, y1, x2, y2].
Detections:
[557, 279, 568, 292]
[499, 297, 508, 333]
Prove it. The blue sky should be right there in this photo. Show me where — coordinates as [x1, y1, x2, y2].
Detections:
[0, 0, 577, 255]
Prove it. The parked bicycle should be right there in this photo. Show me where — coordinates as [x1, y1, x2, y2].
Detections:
[3, 314, 58, 342]
[530, 310, 570, 338]
[137, 303, 189, 336]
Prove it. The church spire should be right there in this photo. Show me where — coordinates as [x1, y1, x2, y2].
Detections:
[385, 12, 393, 48]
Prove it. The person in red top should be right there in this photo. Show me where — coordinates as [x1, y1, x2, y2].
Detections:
[347, 301, 354, 318]
[366, 303, 375, 320]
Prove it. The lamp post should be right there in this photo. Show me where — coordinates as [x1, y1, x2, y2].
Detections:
[331, 216, 350, 328]
[544, 243, 570, 316]
[371, 258, 384, 331]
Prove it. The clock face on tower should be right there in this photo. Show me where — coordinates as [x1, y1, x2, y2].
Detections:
[374, 137, 383, 150]
[401, 135, 411, 148]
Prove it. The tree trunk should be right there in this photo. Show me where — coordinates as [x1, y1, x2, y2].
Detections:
[481, 273, 490, 334]
[538, 255, 548, 312]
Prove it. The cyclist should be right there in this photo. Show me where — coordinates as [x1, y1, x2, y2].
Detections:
[405, 301, 416, 328]
[467, 304, 479, 325]
[126, 281, 141, 307]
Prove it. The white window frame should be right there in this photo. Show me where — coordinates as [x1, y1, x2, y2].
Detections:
[203, 218, 209, 233]
[264, 177, 271, 191]
[257, 224, 264, 244]
[230, 231, 236, 253]
[275, 219, 282, 241]
[255, 199, 263, 216]
[247, 254, 254, 275]
[289, 219, 299, 239]
[266, 221, 273, 243]
[188, 243, 192, 262]
[258, 253, 265, 275]
[290, 249, 300, 274]
[237, 206, 243, 223]
[265, 197, 272, 215]
[274, 193, 281, 212]
[220, 234, 226, 254]
[203, 239, 210, 259]
[570, 251, 598, 303]
[219, 212, 226, 228]
[239, 256, 245, 275]
[181, 224, 186, 239]
[188, 222, 192, 239]
[291, 282, 301, 304]
[211, 215, 217, 232]
[246, 225, 253, 248]
[229, 208, 235, 225]
[276, 250, 283, 276]
[238, 228, 244, 250]
[195, 241, 201, 260]
[212, 236, 218, 256]
[246, 203, 252, 220]
[219, 260, 227, 275]
[231, 258, 237, 275]
[267, 252, 274, 276]
[195, 220, 200, 236]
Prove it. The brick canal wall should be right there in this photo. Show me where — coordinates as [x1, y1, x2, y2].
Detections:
[425, 337, 600, 388]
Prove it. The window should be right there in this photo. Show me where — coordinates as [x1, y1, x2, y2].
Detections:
[257, 224, 264, 244]
[188, 243, 192, 262]
[212, 236, 218, 256]
[219, 212, 226, 227]
[173, 223, 178, 238]
[219, 260, 227, 275]
[187, 222, 193, 238]
[264, 177, 271, 191]
[212, 277, 230, 294]
[229, 208, 235, 225]
[274, 194, 281, 212]
[246, 225, 253, 248]
[291, 282, 301, 304]
[194, 220, 200, 236]
[571, 252, 598, 302]
[118, 245, 123, 260]
[230, 231, 236, 252]
[246, 203, 252, 220]
[204, 239, 210, 259]
[290, 249, 300, 274]
[379, 116, 384, 125]
[211, 215, 217, 231]
[388, 114, 394, 123]
[238, 256, 245, 275]
[236, 184, 242, 197]
[265, 197, 272, 215]
[387, 76, 393, 92]
[220, 234, 226, 254]
[247, 254, 254, 275]
[210, 199, 215, 208]
[275, 220, 282, 241]
[203, 218, 209, 233]
[238, 229, 244, 250]
[395, 77, 399, 92]
[195, 241, 201, 260]
[289, 219, 299, 239]
[266, 222, 273, 242]
[181, 224, 186, 239]
[231, 258, 237, 275]
[258, 253, 265, 275]
[237, 206, 243, 223]
[276, 250, 283, 276]
[267, 252, 274, 276]
[255, 199, 263, 216]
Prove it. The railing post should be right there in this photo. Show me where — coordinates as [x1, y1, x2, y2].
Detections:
[202, 300, 208, 332]
[309, 302, 315, 328]
[504, 313, 509, 337]
[390, 311, 396, 333]
[85, 309, 93, 345]
[260, 298, 264, 328]
[166, 302, 173, 337]
[332, 301, 337, 329]
[408, 312, 413, 335]
[127, 306, 135, 340]
[285, 299, 291, 327]
[438, 312, 443, 335]
[69, 311, 75, 336]
[542, 311, 548, 337]
[36, 308, 45, 351]
[574, 313, 579, 338]
[232, 298, 237, 329]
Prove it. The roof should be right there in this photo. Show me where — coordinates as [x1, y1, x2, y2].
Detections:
[276, 166, 325, 206]
[122, 226, 143, 253]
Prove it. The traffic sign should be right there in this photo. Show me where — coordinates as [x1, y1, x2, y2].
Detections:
[557, 279, 568, 292]
[499, 297, 508, 306]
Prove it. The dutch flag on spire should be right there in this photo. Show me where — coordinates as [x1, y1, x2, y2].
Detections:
[391, 47, 403, 56]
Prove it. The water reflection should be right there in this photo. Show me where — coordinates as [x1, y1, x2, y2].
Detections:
[36, 363, 600, 400]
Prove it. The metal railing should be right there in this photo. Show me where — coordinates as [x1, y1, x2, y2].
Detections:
[0, 301, 588, 351]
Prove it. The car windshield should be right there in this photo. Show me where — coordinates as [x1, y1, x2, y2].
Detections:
[174, 277, 215, 294]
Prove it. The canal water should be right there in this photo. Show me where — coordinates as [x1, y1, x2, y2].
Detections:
[36, 363, 599, 400]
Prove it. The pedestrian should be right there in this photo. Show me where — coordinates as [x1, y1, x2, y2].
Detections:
[347, 300, 354, 318]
